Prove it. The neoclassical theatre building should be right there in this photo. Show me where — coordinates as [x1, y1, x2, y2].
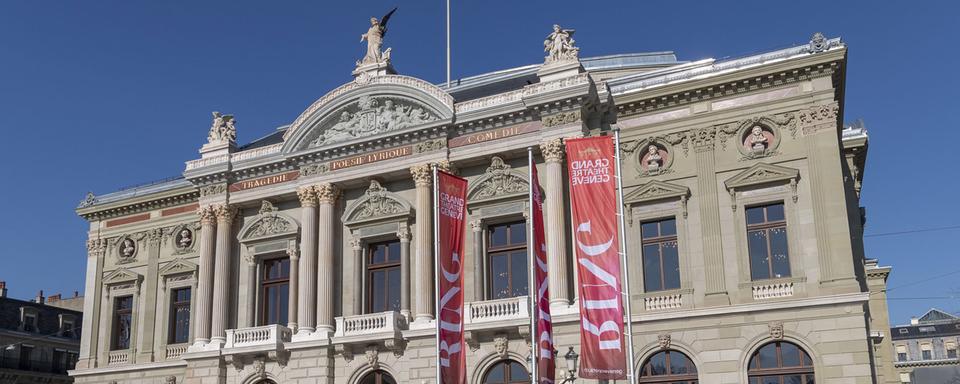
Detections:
[72, 24, 895, 384]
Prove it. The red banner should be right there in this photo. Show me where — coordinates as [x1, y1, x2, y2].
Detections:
[437, 171, 468, 384]
[531, 160, 556, 383]
[566, 136, 627, 380]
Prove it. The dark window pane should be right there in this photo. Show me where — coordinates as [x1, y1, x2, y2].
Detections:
[643, 245, 663, 292]
[762, 377, 779, 384]
[648, 351, 667, 375]
[785, 375, 803, 384]
[669, 351, 692, 374]
[748, 230, 771, 280]
[746, 206, 766, 224]
[486, 363, 505, 381]
[510, 223, 526, 244]
[371, 270, 385, 312]
[510, 251, 528, 297]
[388, 268, 401, 311]
[781, 342, 801, 367]
[802, 350, 813, 366]
[641, 222, 659, 239]
[660, 219, 677, 236]
[769, 228, 791, 278]
[509, 361, 529, 380]
[758, 343, 777, 369]
[279, 284, 289, 324]
[766, 204, 785, 221]
[388, 242, 401, 262]
[491, 254, 509, 299]
[491, 226, 508, 247]
[662, 241, 681, 290]
[372, 244, 385, 264]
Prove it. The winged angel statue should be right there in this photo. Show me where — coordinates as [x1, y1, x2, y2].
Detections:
[544, 24, 579, 64]
[358, 8, 397, 66]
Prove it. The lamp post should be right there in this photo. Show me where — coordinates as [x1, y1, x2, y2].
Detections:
[560, 346, 579, 383]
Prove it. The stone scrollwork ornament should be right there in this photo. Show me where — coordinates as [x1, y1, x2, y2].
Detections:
[208, 111, 237, 145]
[78, 192, 97, 208]
[247, 201, 291, 238]
[355, 180, 404, 221]
[310, 96, 439, 147]
[544, 24, 579, 64]
[469, 156, 528, 200]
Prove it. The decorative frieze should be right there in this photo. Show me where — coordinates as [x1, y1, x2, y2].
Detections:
[413, 138, 447, 154]
[330, 145, 414, 171]
[449, 122, 540, 148]
[541, 109, 581, 127]
[454, 89, 524, 114]
[799, 102, 840, 134]
[300, 162, 329, 177]
[199, 183, 227, 197]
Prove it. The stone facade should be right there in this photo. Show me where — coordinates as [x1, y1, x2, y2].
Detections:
[71, 28, 894, 384]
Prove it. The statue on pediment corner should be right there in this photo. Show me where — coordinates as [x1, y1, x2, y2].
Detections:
[544, 24, 579, 64]
[208, 111, 236, 145]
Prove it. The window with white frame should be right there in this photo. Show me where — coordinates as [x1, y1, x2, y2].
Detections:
[896, 344, 908, 361]
[921, 343, 932, 360]
[745, 203, 791, 280]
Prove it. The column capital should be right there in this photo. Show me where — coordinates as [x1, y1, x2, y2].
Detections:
[397, 227, 411, 242]
[287, 243, 300, 260]
[213, 204, 237, 224]
[470, 220, 483, 233]
[297, 186, 318, 207]
[86, 238, 107, 258]
[435, 159, 454, 174]
[198, 205, 217, 225]
[540, 138, 565, 163]
[689, 127, 717, 152]
[349, 237, 362, 250]
[410, 164, 433, 187]
[315, 183, 341, 205]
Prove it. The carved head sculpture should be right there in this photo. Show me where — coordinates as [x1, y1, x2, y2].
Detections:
[553, 24, 560, 33]
[493, 335, 509, 358]
[165, 376, 177, 384]
[370, 17, 379, 26]
[339, 111, 352, 122]
[365, 347, 379, 368]
[121, 239, 136, 257]
[178, 229, 192, 248]
[769, 321, 784, 340]
[657, 334, 671, 350]
[252, 359, 266, 378]
[384, 100, 394, 109]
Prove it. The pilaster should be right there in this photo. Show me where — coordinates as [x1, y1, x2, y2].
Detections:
[287, 244, 300, 331]
[77, 238, 106, 369]
[470, 220, 484, 302]
[136, 228, 163, 363]
[690, 127, 730, 306]
[398, 227, 412, 319]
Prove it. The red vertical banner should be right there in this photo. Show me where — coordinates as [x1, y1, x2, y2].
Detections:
[531, 161, 556, 383]
[566, 136, 627, 380]
[437, 171, 468, 384]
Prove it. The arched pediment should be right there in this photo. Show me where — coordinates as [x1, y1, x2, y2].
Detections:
[238, 201, 300, 243]
[467, 157, 530, 204]
[282, 75, 454, 154]
[342, 180, 412, 226]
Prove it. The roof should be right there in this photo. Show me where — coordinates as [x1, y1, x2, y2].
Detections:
[892, 309, 960, 340]
[921, 308, 960, 324]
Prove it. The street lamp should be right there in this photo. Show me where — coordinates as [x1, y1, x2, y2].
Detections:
[560, 346, 579, 383]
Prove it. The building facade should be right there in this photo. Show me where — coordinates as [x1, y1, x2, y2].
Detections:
[890, 309, 960, 383]
[71, 25, 894, 384]
[1, 283, 83, 384]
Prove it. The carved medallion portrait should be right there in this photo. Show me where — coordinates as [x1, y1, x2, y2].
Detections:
[118, 237, 137, 263]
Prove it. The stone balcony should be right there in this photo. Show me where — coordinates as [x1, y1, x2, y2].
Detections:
[107, 350, 130, 366]
[164, 344, 188, 360]
[334, 310, 404, 343]
[464, 296, 530, 330]
[222, 324, 292, 355]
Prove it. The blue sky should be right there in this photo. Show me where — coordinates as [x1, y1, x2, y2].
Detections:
[1, 1, 957, 324]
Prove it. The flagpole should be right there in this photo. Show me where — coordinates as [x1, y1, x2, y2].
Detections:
[446, 0, 451, 88]
[433, 164, 442, 384]
[527, 148, 539, 383]
[613, 129, 637, 382]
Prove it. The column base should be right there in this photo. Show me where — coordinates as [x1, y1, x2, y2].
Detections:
[287, 322, 299, 334]
[409, 318, 436, 331]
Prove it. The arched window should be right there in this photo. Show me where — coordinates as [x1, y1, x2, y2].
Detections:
[483, 360, 529, 384]
[747, 341, 814, 384]
[359, 370, 396, 384]
[638, 350, 697, 383]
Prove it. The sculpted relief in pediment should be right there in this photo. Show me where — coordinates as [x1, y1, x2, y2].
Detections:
[308, 95, 439, 148]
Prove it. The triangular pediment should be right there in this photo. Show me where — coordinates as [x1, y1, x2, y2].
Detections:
[919, 308, 959, 323]
[725, 162, 800, 191]
[342, 180, 412, 226]
[467, 157, 531, 204]
[239, 201, 300, 242]
[623, 180, 689, 205]
[281, 75, 454, 154]
[103, 268, 142, 286]
[159, 258, 198, 277]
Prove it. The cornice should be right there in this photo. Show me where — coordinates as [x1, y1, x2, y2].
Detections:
[614, 47, 845, 119]
[76, 186, 199, 221]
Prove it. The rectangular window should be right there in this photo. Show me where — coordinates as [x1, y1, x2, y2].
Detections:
[949, 348, 958, 359]
[746, 203, 791, 280]
[261, 258, 290, 325]
[112, 296, 133, 350]
[61, 321, 75, 338]
[23, 313, 37, 332]
[168, 287, 192, 344]
[18, 345, 33, 370]
[367, 241, 402, 313]
[922, 350, 932, 360]
[487, 222, 528, 300]
[898, 352, 907, 361]
[640, 218, 680, 292]
[52, 349, 65, 374]
[66, 352, 78, 370]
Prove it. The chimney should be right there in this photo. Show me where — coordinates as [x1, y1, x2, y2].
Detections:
[911, 317, 920, 325]
[48, 293, 62, 303]
[73, 291, 79, 298]
[35, 290, 44, 304]
[0, 281, 6, 298]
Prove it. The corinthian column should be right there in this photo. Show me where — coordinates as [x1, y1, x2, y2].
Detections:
[315, 183, 340, 335]
[210, 204, 236, 345]
[471, 220, 484, 302]
[296, 186, 318, 336]
[540, 139, 570, 306]
[410, 164, 434, 322]
[398, 227, 411, 319]
[286, 244, 300, 331]
[191, 206, 217, 348]
[351, 236, 363, 315]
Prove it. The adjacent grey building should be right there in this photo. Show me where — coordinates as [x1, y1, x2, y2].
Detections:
[70, 23, 896, 384]
[891, 309, 960, 383]
[1, 282, 83, 384]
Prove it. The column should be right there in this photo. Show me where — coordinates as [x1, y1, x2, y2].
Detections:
[210, 204, 236, 345]
[410, 164, 434, 322]
[296, 186, 318, 335]
[136, 229, 163, 362]
[287, 244, 300, 331]
[398, 227, 412, 319]
[470, 220, 484, 302]
[242, 256, 257, 328]
[191, 206, 217, 347]
[540, 139, 570, 306]
[315, 183, 340, 335]
[691, 128, 729, 306]
[77, 239, 106, 369]
[351, 236, 363, 315]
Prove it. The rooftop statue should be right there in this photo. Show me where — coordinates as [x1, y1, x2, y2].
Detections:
[358, 8, 397, 66]
[544, 24, 579, 64]
[208, 111, 236, 145]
